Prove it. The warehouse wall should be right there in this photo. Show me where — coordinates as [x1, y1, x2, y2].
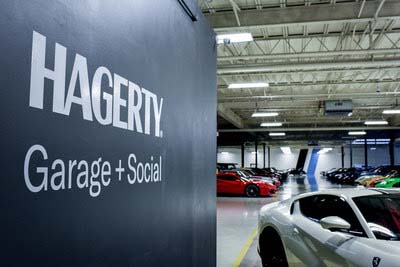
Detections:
[0, 1, 216, 266]
[218, 144, 397, 175]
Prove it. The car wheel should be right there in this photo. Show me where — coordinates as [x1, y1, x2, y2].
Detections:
[245, 184, 259, 197]
[259, 227, 288, 267]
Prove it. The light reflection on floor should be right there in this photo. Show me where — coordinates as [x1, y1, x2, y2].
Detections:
[217, 175, 353, 267]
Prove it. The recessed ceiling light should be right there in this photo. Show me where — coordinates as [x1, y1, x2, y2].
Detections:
[383, 109, 400, 114]
[364, 120, 388, 125]
[252, 112, 279, 117]
[261, 122, 283, 127]
[348, 131, 367, 135]
[228, 82, 269, 89]
[318, 148, 333, 154]
[216, 33, 253, 44]
[269, 132, 285, 137]
[280, 147, 291, 154]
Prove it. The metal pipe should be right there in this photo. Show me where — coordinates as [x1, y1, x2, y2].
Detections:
[263, 143, 266, 168]
[219, 91, 400, 101]
[218, 126, 400, 133]
[255, 138, 258, 168]
[218, 66, 400, 77]
[268, 146, 271, 168]
[217, 48, 400, 62]
[217, 59, 400, 74]
[390, 136, 395, 165]
[364, 137, 368, 168]
[241, 143, 245, 167]
[218, 79, 400, 90]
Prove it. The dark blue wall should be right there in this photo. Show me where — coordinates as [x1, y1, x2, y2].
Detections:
[0, 1, 216, 266]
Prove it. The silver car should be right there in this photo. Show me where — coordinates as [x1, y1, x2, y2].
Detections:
[258, 188, 400, 267]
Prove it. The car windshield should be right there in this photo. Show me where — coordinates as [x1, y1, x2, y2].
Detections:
[236, 171, 249, 178]
[353, 194, 400, 241]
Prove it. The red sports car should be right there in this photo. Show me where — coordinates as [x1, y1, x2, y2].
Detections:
[217, 172, 276, 197]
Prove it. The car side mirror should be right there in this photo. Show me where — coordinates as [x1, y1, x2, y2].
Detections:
[320, 216, 351, 231]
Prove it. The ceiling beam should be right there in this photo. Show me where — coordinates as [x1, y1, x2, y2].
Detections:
[217, 104, 244, 128]
[217, 48, 400, 62]
[219, 91, 400, 102]
[217, 59, 400, 74]
[218, 66, 400, 77]
[206, 1, 400, 31]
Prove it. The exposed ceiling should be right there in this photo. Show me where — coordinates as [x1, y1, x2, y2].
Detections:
[198, 0, 400, 145]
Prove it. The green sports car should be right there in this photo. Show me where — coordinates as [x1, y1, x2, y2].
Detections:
[375, 177, 400, 188]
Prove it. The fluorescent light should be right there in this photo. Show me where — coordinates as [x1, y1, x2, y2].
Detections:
[261, 122, 283, 127]
[370, 147, 377, 150]
[348, 131, 366, 135]
[318, 148, 333, 154]
[252, 112, 279, 117]
[352, 138, 390, 145]
[383, 109, 400, 114]
[280, 147, 291, 154]
[228, 82, 269, 89]
[217, 33, 253, 44]
[364, 120, 388, 125]
[220, 152, 229, 155]
[251, 151, 258, 154]
[270, 132, 286, 137]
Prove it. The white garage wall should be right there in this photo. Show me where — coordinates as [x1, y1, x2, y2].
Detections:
[218, 144, 397, 174]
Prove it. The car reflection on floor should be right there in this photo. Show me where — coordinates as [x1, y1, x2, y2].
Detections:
[217, 175, 354, 267]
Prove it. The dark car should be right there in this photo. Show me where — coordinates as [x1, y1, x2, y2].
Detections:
[287, 168, 306, 176]
[263, 167, 286, 180]
[331, 167, 363, 184]
[325, 168, 346, 181]
[361, 165, 400, 177]
[217, 163, 239, 172]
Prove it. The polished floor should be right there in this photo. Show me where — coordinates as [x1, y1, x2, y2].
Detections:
[217, 176, 353, 267]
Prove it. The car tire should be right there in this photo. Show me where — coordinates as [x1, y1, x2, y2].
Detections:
[245, 184, 259, 197]
[260, 228, 288, 267]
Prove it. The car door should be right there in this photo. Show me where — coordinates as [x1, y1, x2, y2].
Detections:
[290, 195, 368, 267]
[217, 174, 243, 194]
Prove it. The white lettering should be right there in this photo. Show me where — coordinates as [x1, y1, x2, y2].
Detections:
[29, 31, 164, 137]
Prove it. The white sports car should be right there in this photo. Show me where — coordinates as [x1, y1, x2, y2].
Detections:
[258, 188, 400, 267]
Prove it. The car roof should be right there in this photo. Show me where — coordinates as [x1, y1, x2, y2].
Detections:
[292, 187, 400, 201]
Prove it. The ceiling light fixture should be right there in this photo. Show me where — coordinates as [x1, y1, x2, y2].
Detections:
[280, 147, 291, 154]
[252, 112, 279, 117]
[216, 33, 253, 44]
[261, 122, 283, 127]
[383, 109, 400, 114]
[364, 120, 388, 125]
[228, 82, 269, 89]
[220, 152, 229, 155]
[318, 148, 333, 154]
[348, 131, 367, 135]
[270, 132, 286, 137]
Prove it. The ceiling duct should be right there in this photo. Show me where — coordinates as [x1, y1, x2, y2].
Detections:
[325, 100, 352, 116]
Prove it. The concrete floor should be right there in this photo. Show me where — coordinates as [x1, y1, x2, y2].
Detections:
[217, 176, 352, 267]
